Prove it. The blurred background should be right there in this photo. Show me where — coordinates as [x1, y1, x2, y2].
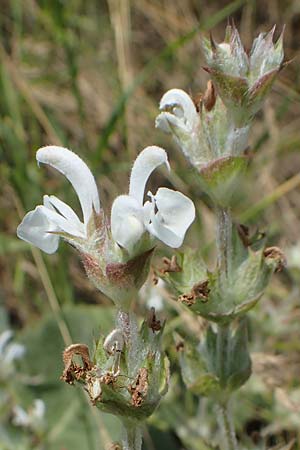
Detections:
[1, 0, 300, 449]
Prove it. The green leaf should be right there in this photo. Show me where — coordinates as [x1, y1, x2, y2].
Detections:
[179, 340, 220, 397]
[227, 320, 252, 390]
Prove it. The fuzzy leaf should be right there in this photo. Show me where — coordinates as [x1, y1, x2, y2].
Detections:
[179, 340, 220, 397]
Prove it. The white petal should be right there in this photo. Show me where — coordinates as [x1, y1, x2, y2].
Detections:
[17, 206, 60, 254]
[129, 146, 170, 205]
[3, 343, 25, 364]
[155, 111, 190, 135]
[90, 378, 102, 401]
[44, 195, 82, 228]
[140, 278, 165, 311]
[158, 88, 199, 131]
[103, 328, 124, 354]
[0, 330, 13, 355]
[111, 195, 145, 252]
[146, 210, 183, 247]
[38, 205, 85, 237]
[37, 146, 100, 226]
[144, 187, 195, 248]
[31, 400, 46, 420]
[13, 406, 30, 427]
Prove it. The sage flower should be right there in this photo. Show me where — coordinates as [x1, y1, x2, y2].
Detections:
[17, 145, 195, 256]
[17, 146, 101, 254]
[111, 146, 195, 253]
[156, 88, 250, 167]
[156, 89, 249, 206]
[156, 89, 204, 168]
[0, 330, 25, 379]
[13, 399, 46, 433]
[17, 145, 195, 307]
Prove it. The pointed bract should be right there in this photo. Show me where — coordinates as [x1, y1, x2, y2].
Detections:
[201, 26, 284, 124]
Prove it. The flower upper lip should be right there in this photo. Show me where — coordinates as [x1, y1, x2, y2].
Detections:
[17, 146, 101, 254]
[36, 146, 101, 227]
[156, 88, 199, 135]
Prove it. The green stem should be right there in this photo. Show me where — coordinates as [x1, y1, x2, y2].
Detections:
[215, 207, 238, 449]
[217, 401, 238, 450]
[216, 323, 230, 389]
[121, 421, 142, 450]
[117, 309, 139, 376]
[216, 206, 232, 278]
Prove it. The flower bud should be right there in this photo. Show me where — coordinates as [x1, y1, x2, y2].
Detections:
[202, 25, 284, 124]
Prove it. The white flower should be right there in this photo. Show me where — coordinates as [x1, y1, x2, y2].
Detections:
[31, 399, 46, 422]
[17, 146, 101, 254]
[13, 405, 31, 427]
[156, 89, 199, 135]
[156, 89, 250, 166]
[13, 399, 46, 431]
[111, 146, 195, 253]
[0, 330, 25, 364]
[156, 89, 206, 167]
[286, 241, 300, 270]
[17, 145, 195, 259]
[0, 330, 25, 379]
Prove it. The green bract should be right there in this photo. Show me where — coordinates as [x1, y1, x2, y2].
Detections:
[82, 242, 154, 311]
[62, 316, 169, 422]
[161, 228, 281, 323]
[198, 155, 248, 207]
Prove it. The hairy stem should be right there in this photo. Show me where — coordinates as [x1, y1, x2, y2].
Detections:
[117, 309, 139, 376]
[217, 402, 238, 450]
[215, 207, 238, 449]
[216, 206, 232, 278]
[121, 421, 142, 450]
[216, 323, 230, 389]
